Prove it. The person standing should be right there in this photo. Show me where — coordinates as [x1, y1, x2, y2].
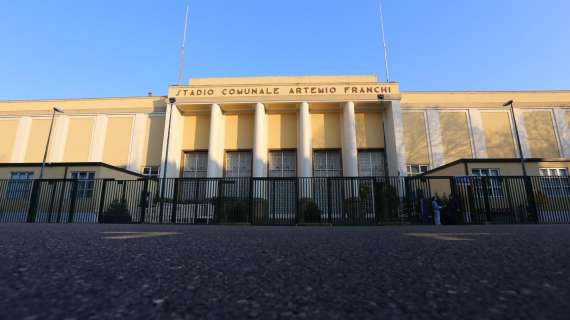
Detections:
[432, 196, 442, 226]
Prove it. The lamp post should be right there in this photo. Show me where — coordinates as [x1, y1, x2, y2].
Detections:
[162, 98, 176, 180]
[503, 100, 527, 177]
[39, 107, 64, 180]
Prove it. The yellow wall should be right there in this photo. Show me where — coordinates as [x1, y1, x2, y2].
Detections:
[25, 119, 51, 162]
[481, 112, 516, 158]
[142, 115, 165, 166]
[311, 113, 341, 149]
[63, 117, 94, 162]
[267, 113, 297, 149]
[0, 119, 19, 162]
[524, 111, 560, 158]
[402, 112, 429, 164]
[439, 112, 473, 163]
[102, 116, 134, 167]
[225, 113, 254, 150]
[355, 112, 384, 149]
[182, 114, 210, 150]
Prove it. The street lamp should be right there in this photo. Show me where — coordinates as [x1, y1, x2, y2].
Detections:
[503, 100, 527, 177]
[39, 107, 64, 180]
[162, 98, 176, 180]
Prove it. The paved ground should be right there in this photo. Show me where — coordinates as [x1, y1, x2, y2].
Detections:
[0, 224, 569, 320]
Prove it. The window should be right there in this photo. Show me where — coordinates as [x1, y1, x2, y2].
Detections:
[71, 172, 95, 198]
[142, 166, 160, 178]
[407, 164, 429, 176]
[268, 151, 297, 177]
[183, 152, 208, 178]
[539, 168, 570, 196]
[225, 151, 252, 178]
[7, 172, 34, 199]
[471, 168, 504, 197]
[313, 150, 342, 177]
[358, 151, 385, 177]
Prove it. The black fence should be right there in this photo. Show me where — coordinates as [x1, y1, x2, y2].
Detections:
[1, 176, 569, 225]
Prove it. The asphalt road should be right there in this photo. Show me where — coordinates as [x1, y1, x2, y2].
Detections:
[0, 224, 569, 320]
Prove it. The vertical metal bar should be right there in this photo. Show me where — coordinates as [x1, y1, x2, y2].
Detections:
[172, 179, 179, 224]
[68, 180, 78, 223]
[140, 178, 149, 224]
[98, 179, 108, 223]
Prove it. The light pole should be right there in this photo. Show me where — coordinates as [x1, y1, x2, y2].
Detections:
[503, 100, 527, 177]
[39, 107, 64, 180]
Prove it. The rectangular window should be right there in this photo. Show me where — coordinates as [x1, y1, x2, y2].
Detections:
[7, 172, 34, 199]
[358, 151, 385, 177]
[539, 168, 570, 196]
[225, 151, 252, 178]
[183, 152, 208, 178]
[313, 150, 342, 177]
[407, 164, 429, 176]
[71, 171, 96, 198]
[268, 150, 297, 177]
[471, 168, 504, 197]
[142, 166, 160, 178]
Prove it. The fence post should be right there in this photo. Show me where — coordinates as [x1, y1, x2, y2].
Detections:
[68, 180, 78, 223]
[139, 178, 149, 224]
[482, 177, 491, 223]
[26, 180, 41, 223]
[171, 179, 179, 224]
[98, 179, 109, 223]
[524, 176, 539, 224]
[327, 178, 332, 224]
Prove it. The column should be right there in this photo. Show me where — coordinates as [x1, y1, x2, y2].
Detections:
[127, 114, 149, 173]
[253, 103, 268, 177]
[159, 103, 184, 178]
[88, 114, 108, 162]
[207, 104, 225, 178]
[426, 109, 444, 169]
[468, 109, 488, 158]
[384, 101, 407, 176]
[298, 102, 312, 178]
[11, 116, 32, 162]
[553, 108, 570, 158]
[341, 101, 358, 177]
[512, 108, 531, 158]
[47, 114, 69, 163]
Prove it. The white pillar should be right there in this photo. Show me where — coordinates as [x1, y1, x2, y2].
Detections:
[207, 104, 225, 178]
[384, 101, 407, 176]
[11, 116, 32, 163]
[253, 103, 268, 178]
[159, 104, 184, 178]
[47, 114, 69, 163]
[298, 102, 312, 178]
[426, 109, 445, 169]
[513, 109, 531, 158]
[89, 114, 108, 162]
[341, 101, 359, 177]
[553, 108, 570, 158]
[127, 114, 149, 173]
[468, 109, 488, 158]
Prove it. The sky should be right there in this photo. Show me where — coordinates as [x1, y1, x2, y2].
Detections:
[0, 0, 568, 100]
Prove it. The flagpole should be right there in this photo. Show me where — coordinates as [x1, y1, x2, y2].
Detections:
[379, 0, 391, 82]
[177, 4, 190, 85]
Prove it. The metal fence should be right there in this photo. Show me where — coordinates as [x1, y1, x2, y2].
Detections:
[1, 176, 569, 225]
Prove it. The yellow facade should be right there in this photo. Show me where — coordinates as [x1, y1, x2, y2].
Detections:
[439, 112, 473, 163]
[481, 112, 516, 158]
[311, 113, 341, 149]
[142, 115, 165, 166]
[0, 119, 18, 162]
[524, 111, 560, 158]
[224, 113, 254, 150]
[355, 112, 384, 149]
[25, 119, 51, 163]
[182, 114, 210, 151]
[63, 117, 94, 162]
[103, 116, 134, 168]
[402, 112, 430, 164]
[267, 113, 297, 149]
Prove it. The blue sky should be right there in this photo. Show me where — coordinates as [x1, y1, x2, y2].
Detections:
[0, 0, 568, 100]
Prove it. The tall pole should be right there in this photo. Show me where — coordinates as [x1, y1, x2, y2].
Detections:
[39, 108, 63, 180]
[162, 98, 176, 180]
[177, 4, 190, 85]
[505, 100, 527, 176]
[379, 0, 391, 82]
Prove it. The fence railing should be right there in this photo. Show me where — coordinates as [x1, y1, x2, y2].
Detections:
[1, 176, 569, 225]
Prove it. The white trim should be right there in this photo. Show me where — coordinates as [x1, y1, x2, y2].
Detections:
[426, 109, 444, 168]
[341, 101, 359, 177]
[206, 104, 225, 178]
[552, 108, 569, 157]
[468, 109, 487, 158]
[127, 114, 149, 173]
[253, 103, 268, 178]
[383, 101, 407, 176]
[88, 114, 108, 162]
[298, 102, 313, 178]
[11, 117, 32, 163]
[47, 115, 70, 162]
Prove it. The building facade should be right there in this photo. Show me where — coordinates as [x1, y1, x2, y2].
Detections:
[0, 75, 569, 180]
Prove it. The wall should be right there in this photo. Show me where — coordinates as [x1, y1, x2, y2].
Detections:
[402, 112, 429, 165]
[267, 113, 297, 149]
[439, 112, 473, 163]
[63, 117, 95, 162]
[24, 119, 51, 163]
[311, 113, 341, 149]
[481, 112, 516, 158]
[524, 111, 560, 158]
[355, 112, 384, 149]
[224, 113, 254, 150]
[182, 114, 210, 151]
[141, 115, 166, 167]
[0, 119, 19, 162]
[102, 116, 134, 168]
